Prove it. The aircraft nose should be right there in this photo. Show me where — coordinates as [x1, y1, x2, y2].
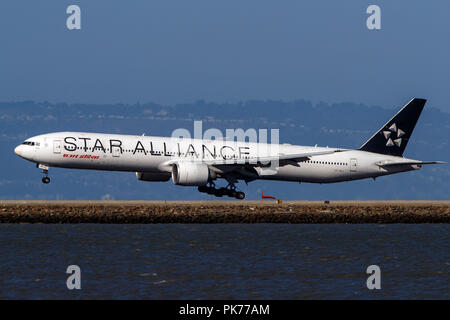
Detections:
[14, 145, 23, 156]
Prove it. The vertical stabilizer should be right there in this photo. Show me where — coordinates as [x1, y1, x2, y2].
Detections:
[359, 98, 426, 156]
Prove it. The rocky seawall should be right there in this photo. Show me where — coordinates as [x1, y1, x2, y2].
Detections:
[0, 201, 449, 223]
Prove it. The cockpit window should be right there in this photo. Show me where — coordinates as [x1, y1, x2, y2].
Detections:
[22, 141, 35, 146]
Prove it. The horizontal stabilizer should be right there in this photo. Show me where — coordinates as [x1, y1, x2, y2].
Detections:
[376, 160, 445, 167]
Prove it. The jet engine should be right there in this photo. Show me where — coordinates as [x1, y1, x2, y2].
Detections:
[136, 172, 171, 182]
[171, 162, 215, 186]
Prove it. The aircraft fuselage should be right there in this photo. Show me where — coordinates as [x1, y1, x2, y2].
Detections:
[14, 131, 421, 184]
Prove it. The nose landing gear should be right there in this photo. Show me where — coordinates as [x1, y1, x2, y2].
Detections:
[198, 182, 245, 199]
[38, 164, 51, 184]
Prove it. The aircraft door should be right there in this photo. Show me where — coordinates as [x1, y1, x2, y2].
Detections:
[350, 158, 358, 172]
[53, 140, 61, 154]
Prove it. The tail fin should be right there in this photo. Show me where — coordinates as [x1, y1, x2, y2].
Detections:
[359, 98, 426, 156]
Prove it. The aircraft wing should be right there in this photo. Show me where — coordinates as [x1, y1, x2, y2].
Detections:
[168, 149, 339, 166]
[375, 160, 445, 167]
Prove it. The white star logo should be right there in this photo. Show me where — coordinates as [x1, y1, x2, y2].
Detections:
[382, 123, 405, 147]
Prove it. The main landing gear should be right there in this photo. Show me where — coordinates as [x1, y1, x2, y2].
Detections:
[38, 164, 51, 184]
[198, 182, 245, 199]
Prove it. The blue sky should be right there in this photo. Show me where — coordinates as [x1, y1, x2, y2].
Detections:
[1, 1, 449, 111]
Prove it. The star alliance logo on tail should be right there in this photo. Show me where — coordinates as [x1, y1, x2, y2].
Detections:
[383, 123, 404, 147]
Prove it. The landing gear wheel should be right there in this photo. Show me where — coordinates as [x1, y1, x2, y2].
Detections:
[227, 189, 237, 198]
[39, 165, 50, 184]
[235, 192, 245, 200]
[214, 188, 227, 197]
[218, 187, 228, 197]
[198, 180, 244, 199]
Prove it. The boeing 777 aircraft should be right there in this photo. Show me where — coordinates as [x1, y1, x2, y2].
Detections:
[14, 98, 443, 199]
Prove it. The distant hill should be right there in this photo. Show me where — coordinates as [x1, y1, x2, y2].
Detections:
[1, 100, 448, 200]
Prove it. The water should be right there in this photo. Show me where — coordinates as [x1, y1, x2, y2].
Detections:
[0, 224, 448, 299]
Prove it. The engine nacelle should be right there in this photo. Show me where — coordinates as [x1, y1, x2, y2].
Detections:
[136, 171, 171, 182]
[171, 162, 215, 186]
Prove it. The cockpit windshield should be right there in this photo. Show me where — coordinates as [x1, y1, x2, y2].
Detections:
[22, 141, 35, 146]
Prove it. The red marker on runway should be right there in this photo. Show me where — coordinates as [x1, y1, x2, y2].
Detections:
[261, 191, 276, 200]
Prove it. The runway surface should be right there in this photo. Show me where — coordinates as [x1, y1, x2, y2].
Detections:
[0, 200, 449, 223]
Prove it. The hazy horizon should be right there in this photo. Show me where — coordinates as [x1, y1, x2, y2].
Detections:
[1, 97, 449, 115]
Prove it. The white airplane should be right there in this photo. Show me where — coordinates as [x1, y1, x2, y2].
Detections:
[14, 98, 443, 199]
